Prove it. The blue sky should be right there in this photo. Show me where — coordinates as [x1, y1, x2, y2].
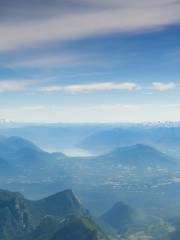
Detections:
[0, 0, 180, 122]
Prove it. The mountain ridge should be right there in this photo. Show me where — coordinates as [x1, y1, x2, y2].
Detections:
[95, 144, 176, 168]
[0, 188, 95, 240]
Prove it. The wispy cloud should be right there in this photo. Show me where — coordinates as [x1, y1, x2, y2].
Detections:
[39, 82, 139, 93]
[0, 80, 32, 92]
[151, 82, 176, 91]
[89, 104, 141, 111]
[0, 79, 177, 93]
[0, 0, 180, 51]
[82, 0, 179, 8]
[8, 55, 84, 68]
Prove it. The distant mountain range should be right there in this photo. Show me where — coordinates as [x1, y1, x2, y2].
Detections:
[0, 119, 15, 128]
[0, 136, 67, 179]
[96, 144, 176, 168]
[0, 124, 104, 151]
[0, 134, 178, 226]
[2, 123, 180, 155]
[0, 135, 177, 184]
[0, 132, 179, 239]
[80, 127, 180, 156]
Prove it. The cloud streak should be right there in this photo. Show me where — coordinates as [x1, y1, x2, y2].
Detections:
[0, 80, 32, 92]
[151, 82, 176, 91]
[0, 79, 177, 93]
[5, 53, 100, 69]
[8, 55, 83, 68]
[0, 0, 180, 51]
[39, 82, 139, 93]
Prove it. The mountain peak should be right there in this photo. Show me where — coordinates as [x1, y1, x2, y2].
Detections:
[98, 144, 175, 167]
[42, 189, 78, 203]
[101, 201, 135, 234]
[0, 119, 13, 124]
[30, 189, 89, 226]
[112, 144, 159, 153]
[5, 136, 40, 151]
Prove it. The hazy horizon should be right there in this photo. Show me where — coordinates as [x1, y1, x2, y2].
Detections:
[2, 119, 180, 124]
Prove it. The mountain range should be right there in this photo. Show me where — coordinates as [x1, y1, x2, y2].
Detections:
[80, 127, 180, 156]
[96, 144, 176, 168]
[0, 133, 178, 239]
[27, 214, 110, 240]
[0, 135, 176, 177]
[0, 136, 66, 179]
[0, 189, 111, 240]
[2, 124, 180, 158]
[0, 124, 104, 151]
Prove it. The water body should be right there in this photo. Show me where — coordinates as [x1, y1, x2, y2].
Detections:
[56, 148, 94, 157]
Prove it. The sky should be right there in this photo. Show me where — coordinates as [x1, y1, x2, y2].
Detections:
[0, 0, 180, 123]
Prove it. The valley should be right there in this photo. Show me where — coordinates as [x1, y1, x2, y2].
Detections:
[0, 124, 180, 239]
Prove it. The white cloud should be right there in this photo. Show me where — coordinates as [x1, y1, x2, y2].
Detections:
[0, 1, 180, 51]
[39, 82, 139, 93]
[0, 80, 31, 92]
[151, 82, 176, 91]
[0, 79, 177, 93]
[39, 85, 64, 92]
